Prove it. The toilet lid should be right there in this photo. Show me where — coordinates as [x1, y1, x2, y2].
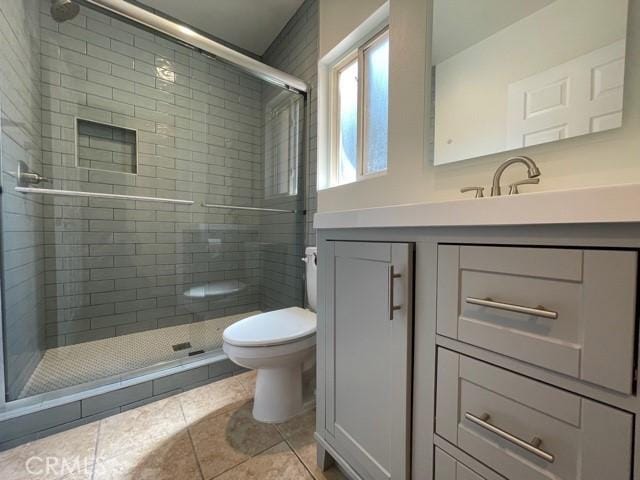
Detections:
[223, 307, 316, 347]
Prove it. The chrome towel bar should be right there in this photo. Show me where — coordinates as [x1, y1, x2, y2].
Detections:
[465, 412, 555, 463]
[14, 187, 194, 205]
[13, 187, 302, 212]
[202, 202, 297, 213]
[466, 296, 558, 320]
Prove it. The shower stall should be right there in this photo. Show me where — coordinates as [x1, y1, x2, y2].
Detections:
[0, 0, 307, 404]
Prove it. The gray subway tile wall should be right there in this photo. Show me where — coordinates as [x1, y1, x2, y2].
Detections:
[261, 0, 318, 311]
[264, 0, 318, 249]
[0, 0, 317, 404]
[36, 0, 277, 349]
[0, 0, 46, 401]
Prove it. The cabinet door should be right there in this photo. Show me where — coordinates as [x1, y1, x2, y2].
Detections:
[324, 241, 414, 480]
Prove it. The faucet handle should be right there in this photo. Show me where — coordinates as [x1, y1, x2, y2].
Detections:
[508, 178, 540, 195]
[460, 186, 485, 198]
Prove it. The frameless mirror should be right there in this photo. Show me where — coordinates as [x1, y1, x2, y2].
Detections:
[431, 0, 629, 165]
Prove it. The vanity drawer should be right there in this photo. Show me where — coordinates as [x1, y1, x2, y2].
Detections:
[436, 349, 634, 480]
[436, 245, 637, 393]
[435, 448, 504, 480]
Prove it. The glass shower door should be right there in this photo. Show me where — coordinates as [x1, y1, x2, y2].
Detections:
[1, 0, 305, 403]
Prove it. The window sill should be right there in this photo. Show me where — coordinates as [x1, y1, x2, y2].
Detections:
[321, 169, 388, 191]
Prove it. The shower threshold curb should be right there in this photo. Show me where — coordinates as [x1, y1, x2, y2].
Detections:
[0, 349, 231, 422]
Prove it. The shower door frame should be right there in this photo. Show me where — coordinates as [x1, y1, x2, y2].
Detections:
[0, 0, 309, 417]
[0, 92, 310, 416]
[0, 95, 6, 408]
[84, 0, 309, 93]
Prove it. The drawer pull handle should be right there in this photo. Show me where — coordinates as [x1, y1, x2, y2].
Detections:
[465, 412, 555, 463]
[466, 297, 558, 320]
[388, 265, 402, 320]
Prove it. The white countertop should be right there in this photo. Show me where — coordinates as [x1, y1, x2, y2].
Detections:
[313, 183, 640, 229]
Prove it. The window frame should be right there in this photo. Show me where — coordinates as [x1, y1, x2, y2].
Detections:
[330, 50, 359, 186]
[330, 27, 390, 186]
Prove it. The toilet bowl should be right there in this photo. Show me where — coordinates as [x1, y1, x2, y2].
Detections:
[223, 246, 317, 423]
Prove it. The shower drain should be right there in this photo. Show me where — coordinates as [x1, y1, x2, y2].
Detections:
[172, 342, 192, 352]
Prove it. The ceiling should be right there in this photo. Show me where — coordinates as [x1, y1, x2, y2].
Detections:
[432, 0, 557, 64]
[138, 0, 304, 56]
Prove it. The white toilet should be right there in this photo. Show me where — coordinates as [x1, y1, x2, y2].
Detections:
[223, 246, 318, 423]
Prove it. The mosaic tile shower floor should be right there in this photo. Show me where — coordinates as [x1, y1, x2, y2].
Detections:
[20, 312, 259, 398]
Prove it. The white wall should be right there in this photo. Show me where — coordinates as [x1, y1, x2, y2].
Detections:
[319, 0, 386, 58]
[434, 0, 628, 164]
[317, 0, 640, 212]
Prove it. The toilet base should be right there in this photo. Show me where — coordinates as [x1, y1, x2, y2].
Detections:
[253, 364, 303, 423]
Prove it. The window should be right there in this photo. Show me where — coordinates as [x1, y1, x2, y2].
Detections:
[331, 28, 389, 186]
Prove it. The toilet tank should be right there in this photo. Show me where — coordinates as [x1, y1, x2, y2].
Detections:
[304, 246, 317, 311]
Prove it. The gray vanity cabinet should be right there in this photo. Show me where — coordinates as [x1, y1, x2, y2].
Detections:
[317, 241, 414, 480]
[316, 224, 640, 480]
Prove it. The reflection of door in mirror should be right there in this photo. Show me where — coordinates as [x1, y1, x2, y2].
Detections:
[506, 40, 625, 149]
[431, 0, 630, 166]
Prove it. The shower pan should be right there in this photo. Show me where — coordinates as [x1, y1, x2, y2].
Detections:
[0, 0, 307, 405]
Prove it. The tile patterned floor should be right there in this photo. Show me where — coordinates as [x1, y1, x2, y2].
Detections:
[1, 371, 346, 480]
[20, 312, 258, 398]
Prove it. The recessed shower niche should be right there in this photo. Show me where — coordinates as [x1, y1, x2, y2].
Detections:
[76, 118, 137, 174]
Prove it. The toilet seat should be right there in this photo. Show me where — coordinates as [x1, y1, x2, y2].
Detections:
[223, 307, 316, 347]
[222, 335, 316, 367]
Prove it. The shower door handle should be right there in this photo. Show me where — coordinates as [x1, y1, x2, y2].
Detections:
[388, 265, 402, 320]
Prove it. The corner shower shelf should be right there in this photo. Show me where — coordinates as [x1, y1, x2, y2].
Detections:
[183, 281, 247, 298]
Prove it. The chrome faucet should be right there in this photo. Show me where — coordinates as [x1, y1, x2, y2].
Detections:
[490, 156, 540, 196]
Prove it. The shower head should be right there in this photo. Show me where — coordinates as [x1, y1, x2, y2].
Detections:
[50, 0, 80, 22]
